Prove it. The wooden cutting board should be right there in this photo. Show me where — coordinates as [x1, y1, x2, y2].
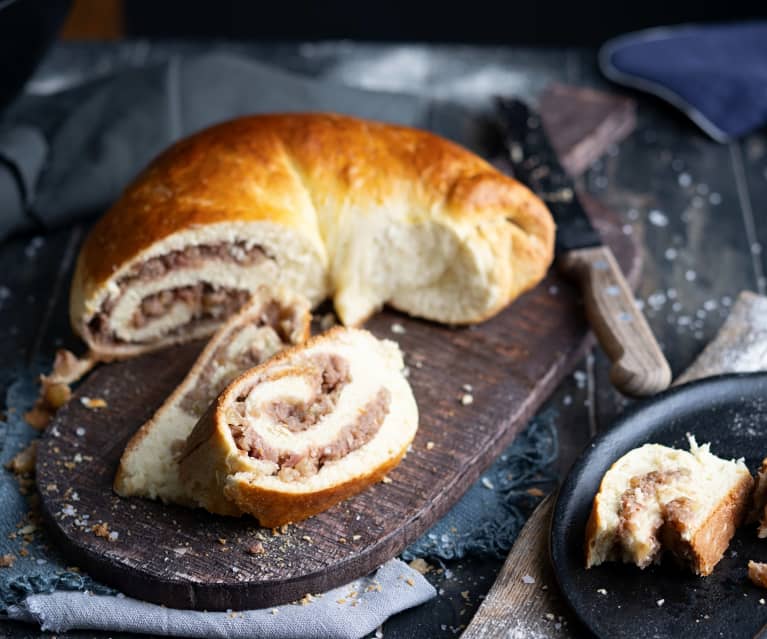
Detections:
[36, 85, 640, 611]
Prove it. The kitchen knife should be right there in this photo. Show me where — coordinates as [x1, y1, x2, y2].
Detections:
[496, 97, 671, 397]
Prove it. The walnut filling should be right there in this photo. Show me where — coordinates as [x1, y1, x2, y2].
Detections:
[615, 469, 692, 568]
[85, 241, 271, 346]
[177, 301, 299, 417]
[227, 354, 391, 481]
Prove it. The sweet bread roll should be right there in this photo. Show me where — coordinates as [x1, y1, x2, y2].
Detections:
[178, 327, 418, 526]
[114, 288, 310, 505]
[585, 437, 752, 576]
[70, 113, 555, 360]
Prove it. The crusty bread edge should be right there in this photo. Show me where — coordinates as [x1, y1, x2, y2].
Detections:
[112, 292, 311, 497]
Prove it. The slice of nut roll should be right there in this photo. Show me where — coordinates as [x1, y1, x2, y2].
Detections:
[585, 436, 752, 576]
[114, 287, 310, 505]
[178, 327, 419, 526]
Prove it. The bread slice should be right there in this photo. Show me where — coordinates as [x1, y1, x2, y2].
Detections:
[114, 287, 310, 505]
[178, 327, 418, 526]
[585, 436, 753, 576]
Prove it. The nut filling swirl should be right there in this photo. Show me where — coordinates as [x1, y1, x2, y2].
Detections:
[227, 353, 392, 480]
[85, 241, 272, 346]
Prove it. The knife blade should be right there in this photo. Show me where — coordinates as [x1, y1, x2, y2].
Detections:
[496, 97, 671, 397]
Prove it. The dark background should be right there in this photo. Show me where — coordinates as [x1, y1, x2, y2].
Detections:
[121, 1, 765, 45]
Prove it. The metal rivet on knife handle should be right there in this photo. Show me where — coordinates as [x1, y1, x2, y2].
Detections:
[559, 245, 672, 397]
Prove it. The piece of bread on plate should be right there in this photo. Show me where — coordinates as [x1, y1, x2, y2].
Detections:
[114, 287, 310, 505]
[585, 436, 753, 576]
[178, 326, 418, 526]
[69, 113, 554, 360]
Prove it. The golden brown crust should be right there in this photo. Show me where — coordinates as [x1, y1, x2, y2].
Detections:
[661, 472, 753, 576]
[70, 113, 554, 342]
[224, 446, 406, 528]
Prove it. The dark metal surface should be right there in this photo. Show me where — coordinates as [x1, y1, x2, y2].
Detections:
[497, 96, 602, 252]
[552, 373, 767, 639]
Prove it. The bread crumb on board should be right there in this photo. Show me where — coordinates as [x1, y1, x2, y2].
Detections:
[0, 554, 15, 568]
[5, 441, 37, 475]
[408, 558, 432, 574]
[749, 560, 767, 589]
[80, 396, 108, 409]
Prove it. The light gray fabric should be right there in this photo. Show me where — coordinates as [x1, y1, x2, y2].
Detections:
[6, 558, 434, 639]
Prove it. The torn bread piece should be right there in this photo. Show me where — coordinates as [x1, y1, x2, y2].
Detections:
[585, 436, 753, 576]
[114, 288, 310, 505]
[748, 560, 767, 589]
[178, 327, 418, 526]
[750, 458, 767, 537]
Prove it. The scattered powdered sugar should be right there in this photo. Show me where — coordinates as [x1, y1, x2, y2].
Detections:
[648, 210, 669, 227]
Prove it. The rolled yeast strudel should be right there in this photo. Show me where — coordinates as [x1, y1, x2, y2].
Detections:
[114, 288, 310, 505]
[178, 327, 418, 526]
[70, 113, 555, 359]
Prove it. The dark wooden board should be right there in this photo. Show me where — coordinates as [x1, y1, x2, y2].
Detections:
[35, 198, 638, 611]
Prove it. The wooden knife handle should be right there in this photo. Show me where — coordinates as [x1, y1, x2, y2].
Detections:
[559, 245, 671, 397]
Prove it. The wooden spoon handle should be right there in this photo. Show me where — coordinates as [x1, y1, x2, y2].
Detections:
[559, 245, 671, 397]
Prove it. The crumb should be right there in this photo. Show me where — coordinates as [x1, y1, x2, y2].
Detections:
[405, 578, 415, 586]
[0, 554, 15, 567]
[24, 406, 51, 430]
[481, 477, 494, 490]
[352, 534, 361, 541]
[408, 558, 431, 574]
[460, 393, 474, 406]
[545, 613, 555, 621]
[657, 599, 665, 607]
[19, 548, 28, 557]
[526, 487, 545, 497]
[339, 537, 347, 544]
[460, 591, 470, 601]
[108, 531, 119, 542]
[5, 441, 37, 475]
[597, 588, 607, 595]
[521, 575, 535, 584]
[761, 599, 765, 605]
[299, 593, 314, 605]
[75, 427, 86, 437]
[337, 598, 347, 604]
[80, 397, 107, 409]
[381, 476, 392, 484]
[748, 560, 767, 589]
[426, 441, 435, 450]
[91, 522, 110, 539]
[270, 608, 279, 615]
[218, 538, 227, 545]
[280, 524, 289, 534]
[391, 323, 406, 335]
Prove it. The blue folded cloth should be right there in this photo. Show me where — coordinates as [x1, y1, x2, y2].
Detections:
[600, 22, 767, 141]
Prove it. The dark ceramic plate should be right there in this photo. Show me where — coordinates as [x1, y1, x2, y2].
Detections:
[551, 373, 767, 639]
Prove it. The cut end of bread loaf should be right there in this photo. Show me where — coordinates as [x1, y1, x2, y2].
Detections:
[178, 326, 418, 527]
[585, 436, 753, 576]
[70, 113, 554, 356]
[113, 287, 310, 505]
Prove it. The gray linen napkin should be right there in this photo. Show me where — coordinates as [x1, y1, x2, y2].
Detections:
[0, 52, 485, 241]
[6, 559, 433, 639]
